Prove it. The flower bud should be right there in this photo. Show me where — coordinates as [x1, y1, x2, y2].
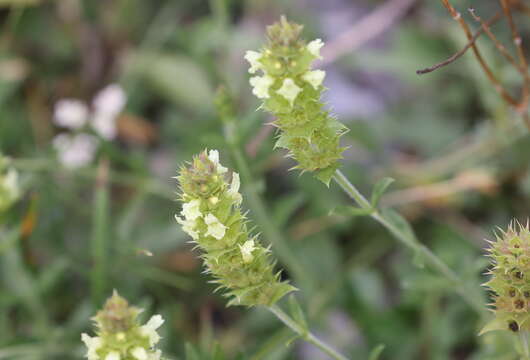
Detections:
[481, 221, 530, 335]
[175, 150, 295, 306]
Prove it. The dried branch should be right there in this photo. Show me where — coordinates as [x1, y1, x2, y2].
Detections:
[416, 11, 502, 75]
[439, 0, 518, 106]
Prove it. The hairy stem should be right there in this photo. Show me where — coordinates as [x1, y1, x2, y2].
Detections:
[268, 304, 349, 360]
[332, 169, 485, 315]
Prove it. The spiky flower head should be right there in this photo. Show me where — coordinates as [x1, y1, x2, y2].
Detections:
[481, 221, 530, 335]
[175, 149, 295, 306]
[0, 154, 20, 214]
[81, 291, 164, 360]
[245, 16, 347, 185]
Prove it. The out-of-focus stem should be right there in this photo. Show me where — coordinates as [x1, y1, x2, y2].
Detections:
[224, 123, 314, 292]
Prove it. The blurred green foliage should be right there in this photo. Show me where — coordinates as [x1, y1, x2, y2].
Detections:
[1, 0, 530, 359]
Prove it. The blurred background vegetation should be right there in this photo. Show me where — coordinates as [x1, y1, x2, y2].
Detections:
[1, 0, 530, 359]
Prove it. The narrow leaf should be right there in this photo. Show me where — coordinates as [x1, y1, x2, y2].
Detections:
[369, 344, 385, 360]
[288, 295, 308, 331]
[370, 177, 394, 207]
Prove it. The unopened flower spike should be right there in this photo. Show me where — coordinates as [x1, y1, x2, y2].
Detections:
[480, 221, 530, 335]
[175, 150, 295, 307]
[245, 16, 348, 185]
[81, 291, 164, 360]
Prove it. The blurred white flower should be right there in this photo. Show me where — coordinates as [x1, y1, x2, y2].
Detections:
[90, 84, 126, 140]
[91, 112, 117, 140]
[53, 133, 98, 169]
[139, 315, 164, 347]
[182, 199, 202, 221]
[93, 84, 126, 116]
[53, 99, 88, 129]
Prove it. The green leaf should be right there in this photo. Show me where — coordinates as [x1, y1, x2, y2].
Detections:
[288, 295, 308, 332]
[380, 208, 424, 268]
[329, 205, 373, 218]
[380, 208, 418, 247]
[478, 317, 509, 336]
[128, 52, 214, 113]
[185, 343, 201, 360]
[370, 177, 394, 207]
[369, 344, 385, 360]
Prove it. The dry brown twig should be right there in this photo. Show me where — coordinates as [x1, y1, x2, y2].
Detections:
[421, 0, 530, 128]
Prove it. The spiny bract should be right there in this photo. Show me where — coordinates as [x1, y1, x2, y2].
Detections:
[245, 16, 348, 185]
[81, 291, 164, 360]
[481, 221, 530, 335]
[175, 149, 295, 307]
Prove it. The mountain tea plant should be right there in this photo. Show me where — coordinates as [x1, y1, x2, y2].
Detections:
[81, 292, 164, 360]
[4, 1, 530, 359]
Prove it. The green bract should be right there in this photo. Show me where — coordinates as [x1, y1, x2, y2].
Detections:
[81, 291, 164, 360]
[175, 150, 295, 306]
[245, 16, 347, 185]
[481, 222, 530, 335]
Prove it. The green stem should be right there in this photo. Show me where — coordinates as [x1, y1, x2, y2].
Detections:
[268, 304, 349, 360]
[332, 169, 485, 315]
[91, 159, 110, 305]
[520, 331, 530, 360]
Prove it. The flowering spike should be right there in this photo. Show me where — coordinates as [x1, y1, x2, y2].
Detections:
[481, 221, 530, 335]
[175, 150, 295, 307]
[245, 17, 347, 184]
[81, 291, 163, 360]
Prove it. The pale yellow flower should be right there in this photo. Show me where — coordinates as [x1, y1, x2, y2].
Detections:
[307, 39, 324, 59]
[227, 172, 242, 204]
[131, 347, 148, 360]
[239, 240, 256, 263]
[208, 149, 228, 174]
[302, 70, 326, 90]
[181, 199, 202, 221]
[245, 50, 263, 74]
[105, 352, 120, 360]
[81, 334, 102, 360]
[204, 213, 227, 240]
[139, 315, 164, 347]
[250, 75, 274, 99]
[175, 215, 199, 240]
[277, 78, 301, 106]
